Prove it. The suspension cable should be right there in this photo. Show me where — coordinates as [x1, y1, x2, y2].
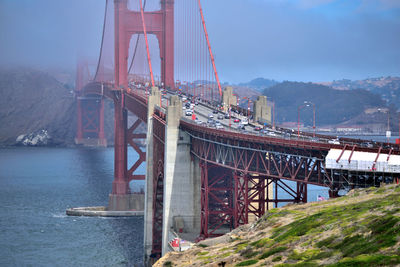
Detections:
[197, 0, 222, 99]
[128, 0, 147, 74]
[94, 0, 109, 81]
[139, 0, 155, 88]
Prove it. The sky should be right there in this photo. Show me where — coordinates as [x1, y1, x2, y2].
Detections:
[0, 0, 399, 83]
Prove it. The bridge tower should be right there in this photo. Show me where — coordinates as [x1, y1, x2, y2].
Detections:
[110, 0, 174, 209]
[113, 0, 174, 90]
[75, 60, 107, 147]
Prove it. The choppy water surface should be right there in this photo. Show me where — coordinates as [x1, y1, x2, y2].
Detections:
[0, 147, 144, 266]
[0, 145, 332, 266]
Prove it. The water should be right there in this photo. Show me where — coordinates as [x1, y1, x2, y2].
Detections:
[0, 147, 145, 267]
[0, 145, 347, 266]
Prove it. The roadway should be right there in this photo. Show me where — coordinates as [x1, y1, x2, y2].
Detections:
[128, 84, 396, 152]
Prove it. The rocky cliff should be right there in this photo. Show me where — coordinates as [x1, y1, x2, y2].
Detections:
[0, 68, 79, 146]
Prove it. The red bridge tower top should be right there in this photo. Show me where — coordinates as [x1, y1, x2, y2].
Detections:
[114, 0, 174, 89]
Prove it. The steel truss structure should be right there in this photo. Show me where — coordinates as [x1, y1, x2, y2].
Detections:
[180, 121, 397, 237]
[76, 97, 105, 140]
[198, 162, 309, 238]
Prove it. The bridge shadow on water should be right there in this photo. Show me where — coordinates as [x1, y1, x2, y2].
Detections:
[75, 147, 145, 266]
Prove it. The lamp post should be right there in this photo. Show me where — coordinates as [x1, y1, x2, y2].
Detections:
[387, 111, 390, 144]
[241, 97, 252, 122]
[272, 101, 276, 130]
[297, 105, 303, 138]
[378, 108, 390, 144]
[397, 112, 400, 145]
[247, 100, 252, 122]
[297, 101, 316, 138]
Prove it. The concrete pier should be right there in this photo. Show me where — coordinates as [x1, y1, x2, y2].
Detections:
[144, 87, 162, 262]
[253, 95, 271, 124]
[66, 206, 144, 217]
[222, 86, 237, 112]
[162, 96, 201, 255]
[108, 193, 144, 211]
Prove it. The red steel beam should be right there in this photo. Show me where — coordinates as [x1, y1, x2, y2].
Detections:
[336, 144, 348, 163]
[348, 144, 356, 163]
[371, 146, 382, 171]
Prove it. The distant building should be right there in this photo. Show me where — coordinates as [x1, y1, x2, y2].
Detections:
[364, 107, 388, 114]
[335, 126, 363, 133]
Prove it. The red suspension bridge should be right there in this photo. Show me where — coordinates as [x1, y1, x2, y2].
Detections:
[74, 0, 400, 263]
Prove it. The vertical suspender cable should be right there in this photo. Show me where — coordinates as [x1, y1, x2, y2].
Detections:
[94, 0, 108, 81]
[139, 0, 155, 90]
[128, 1, 147, 77]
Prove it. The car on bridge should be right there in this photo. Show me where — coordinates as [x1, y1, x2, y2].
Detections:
[237, 124, 245, 130]
[233, 118, 240, 123]
[217, 114, 224, 120]
[262, 130, 277, 137]
[185, 110, 192, 116]
[328, 139, 340, 145]
[224, 113, 230, 119]
[254, 127, 262, 131]
[212, 110, 218, 114]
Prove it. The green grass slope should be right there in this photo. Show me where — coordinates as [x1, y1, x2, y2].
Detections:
[155, 183, 400, 266]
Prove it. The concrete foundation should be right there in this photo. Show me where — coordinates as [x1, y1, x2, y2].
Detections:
[222, 86, 237, 112]
[75, 138, 107, 147]
[107, 193, 144, 211]
[66, 206, 144, 217]
[253, 95, 271, 124]
[144, 87, 161, 263]
[161, 96, 201, 255]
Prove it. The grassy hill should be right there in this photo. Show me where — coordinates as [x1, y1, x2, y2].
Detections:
[155, 183, 400, 266]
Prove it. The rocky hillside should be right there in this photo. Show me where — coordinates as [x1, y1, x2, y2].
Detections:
[0, 68, 117, 146]
[155, 184, 400, 266]
[320, 77, 400, 92]
[263, 82, 386, 126]
[319, 77, 400, 109]
[239, 78, 279, 92]
[0, 68, 79, 146]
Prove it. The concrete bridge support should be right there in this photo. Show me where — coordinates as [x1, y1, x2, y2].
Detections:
[161, 96, 201, 255]
[222, 86, 237, 113]
[253, 95, 271, 125]
[144, 94, 202, 263]
[144, 87, 162, 261]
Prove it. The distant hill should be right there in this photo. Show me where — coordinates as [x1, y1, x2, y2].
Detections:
[263, 82, 387, 126]
[317, 76, 400, 108]
[239, 78, 278, 91]
[230, 85, 261, 100]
